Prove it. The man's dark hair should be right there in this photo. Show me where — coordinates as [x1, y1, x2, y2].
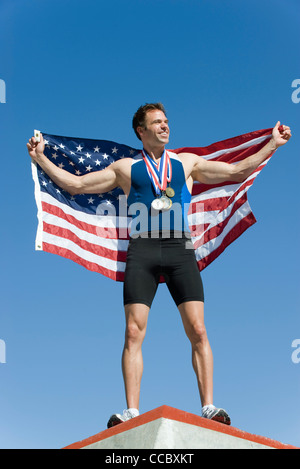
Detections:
[132, 102, 167, 140]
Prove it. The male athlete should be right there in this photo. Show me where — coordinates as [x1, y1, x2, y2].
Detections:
[27, 103, 291, 427]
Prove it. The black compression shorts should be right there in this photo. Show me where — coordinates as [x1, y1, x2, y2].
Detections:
[123, 235, 204, 308]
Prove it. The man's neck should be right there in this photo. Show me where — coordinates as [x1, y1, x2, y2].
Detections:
[143, 145, 165, 163]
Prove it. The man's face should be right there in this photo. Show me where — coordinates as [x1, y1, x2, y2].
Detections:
[138, 109, 170, 147]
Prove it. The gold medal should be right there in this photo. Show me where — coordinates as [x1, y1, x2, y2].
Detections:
[165, 186, 175, 198]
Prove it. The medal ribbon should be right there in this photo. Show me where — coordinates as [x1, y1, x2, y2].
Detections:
[142, 149, 172, 196]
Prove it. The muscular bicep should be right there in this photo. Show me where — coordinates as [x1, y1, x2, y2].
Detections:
[191, 156, 235, 184]
[77, 165, 118, 194]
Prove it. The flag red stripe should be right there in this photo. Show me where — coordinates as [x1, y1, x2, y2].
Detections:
[191, 160, 269, 196]
[42, 242, 125, 282]
[189, 173, 259, 215]
[42, 201, 128, 240]
[191, 192, 251, 247]
[183, 137, 272, 165]
[173, 128, 272, 157]
[43, 222, 128, 262]
[197, 212, 256, 271]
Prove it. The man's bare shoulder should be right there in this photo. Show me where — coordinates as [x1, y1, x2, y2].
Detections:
[169, 151, 199, 178]
[110, 158, 134, 192]
[174, 151, 198, 160]
[110, 157, 134, 172]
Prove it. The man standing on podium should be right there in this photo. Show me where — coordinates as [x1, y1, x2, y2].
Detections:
[26, 103, 291, 428]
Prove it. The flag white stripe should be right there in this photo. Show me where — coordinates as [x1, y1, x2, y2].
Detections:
[191, 161, 269, 203]
[188, 163, 263, 239]
[42, 231, 127, 272]
[40, 192, 130, 229]
[188, 210, 218, 227]
[194, 200, 253, 261]
[31, 161, 44, 250]
[43, 211, 129, 250]
[196, 134, 270, 161]
[192, 180, 254, 243]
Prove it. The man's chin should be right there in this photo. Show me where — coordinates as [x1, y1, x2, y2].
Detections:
[159, 136, 169, 145]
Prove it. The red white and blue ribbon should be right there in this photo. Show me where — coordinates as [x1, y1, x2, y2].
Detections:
[142, 149, 172, 196]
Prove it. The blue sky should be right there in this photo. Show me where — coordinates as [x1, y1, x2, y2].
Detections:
[0, 0, 299, 449]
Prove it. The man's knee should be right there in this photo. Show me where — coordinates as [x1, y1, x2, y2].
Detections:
[124, 304, 149, 347]
[125, 320, 147, 347]
[187, 321, 208, 346]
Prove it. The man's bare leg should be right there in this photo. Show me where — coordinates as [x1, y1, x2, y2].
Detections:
[107, 303, 149, 427]
[178, 300, 230, 424]
[122, 303, 150, 410]
[178, 301, 213, 406]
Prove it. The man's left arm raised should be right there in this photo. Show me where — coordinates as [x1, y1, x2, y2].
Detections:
[188, 121, 291, 185]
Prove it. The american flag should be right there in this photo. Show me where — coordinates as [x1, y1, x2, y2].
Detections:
[31, 128, 274, 281]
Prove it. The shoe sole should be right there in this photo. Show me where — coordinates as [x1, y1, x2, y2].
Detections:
[107, 410, 231, 428]
[107, 414, 124, 429]
[211, 410, 231, 425]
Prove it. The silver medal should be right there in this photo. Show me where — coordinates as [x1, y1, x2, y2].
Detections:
[151, 198, 165, 210]
[160, 196, 172, 210]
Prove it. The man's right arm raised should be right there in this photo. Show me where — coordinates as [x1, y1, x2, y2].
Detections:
[27, 132, 120, 196]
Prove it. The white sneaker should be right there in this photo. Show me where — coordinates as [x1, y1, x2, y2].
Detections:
[107, 408, 139, 428]
[202, 404, 231, 425]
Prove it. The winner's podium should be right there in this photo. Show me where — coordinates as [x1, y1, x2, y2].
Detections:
[63, 405, 297, 449]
